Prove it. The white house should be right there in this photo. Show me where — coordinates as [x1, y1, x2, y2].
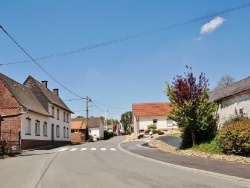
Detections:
[0, 73, 73, 151]
[209, 76, 250, 128]
[132, 102, 177, 133]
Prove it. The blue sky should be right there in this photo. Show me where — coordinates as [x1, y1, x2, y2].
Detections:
[1, 1, 250, 120]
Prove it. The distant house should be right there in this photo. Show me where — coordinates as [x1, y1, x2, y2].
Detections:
[132, 102, 177, 133]
[209, 76, 250, 128]
[71, 120, 86, 143]
[71, 117, 104, 140]
[0, 73, 72, 151]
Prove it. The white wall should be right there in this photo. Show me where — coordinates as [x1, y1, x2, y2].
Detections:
[217, 91, 250, 128]
[89, 128, 101, 139]
[21, 111, 50, 140]
[135, 116, 177, 132]
[21, 104, 71, 141]
[48, 104, 71, 141]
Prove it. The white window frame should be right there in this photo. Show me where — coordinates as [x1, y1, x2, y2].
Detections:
[26, 117, 31, 135]
[67, 114, 69, 123]
[57, 109, 59, 120]
[52, 107, 55, 118]
[43, 122, 47, 136]
[56, 125, 60, 138]
[63, 127, 66, 138]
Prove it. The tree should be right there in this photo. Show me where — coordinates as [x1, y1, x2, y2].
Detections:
[120, 111, 132, 133]
[166, 66, 217, 147]
[214, 75, 235, 90]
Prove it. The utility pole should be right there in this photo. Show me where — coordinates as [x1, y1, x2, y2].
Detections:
[105, 110, 107, 130]
[86, 96, 89, 140]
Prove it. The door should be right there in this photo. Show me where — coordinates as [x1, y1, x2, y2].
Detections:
[51, 124, 54, 141]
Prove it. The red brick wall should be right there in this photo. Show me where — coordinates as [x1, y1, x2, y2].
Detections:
[0, 80, 22, 139]
[71, 132, 85, 143]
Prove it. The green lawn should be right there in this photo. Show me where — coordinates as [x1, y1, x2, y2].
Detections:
[189, 137, 223, 155]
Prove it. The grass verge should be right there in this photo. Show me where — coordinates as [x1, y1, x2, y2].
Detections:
[189, 137, 223, 155]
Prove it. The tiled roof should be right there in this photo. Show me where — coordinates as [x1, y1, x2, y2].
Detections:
[24, 76, 73, 113]
[133, 102, 172, 117]
[0, 73, 49, 116]
[209, 76, 250, 101]
[71, 120, 86, 129]
[72, 117, 102, 128]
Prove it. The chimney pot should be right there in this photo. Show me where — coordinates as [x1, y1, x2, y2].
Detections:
[42, 81, 48, 88]
[53, 89, 59, 96]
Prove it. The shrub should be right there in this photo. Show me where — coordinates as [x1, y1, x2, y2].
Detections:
[147, 124, 157, 130]
[104, 130, 114, 140]
[0, 140, 13, 158]
[152, 129, 158, 134]
[219, 119, 250, 156]
[87, 135, 93, 142]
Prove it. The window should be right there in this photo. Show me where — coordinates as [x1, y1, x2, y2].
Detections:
[56, 125, 60, 138]
[67, 128, 69, 138]
[166, 119, 173, 127]
[52, 107, 55, 118]
[153, 119, 158, 124]
[66, 114, 69, 123]
[63, 112, 66, 122]
[25, 117, 31, 135]
[57, 109, 59, 120]
[35, 120, 40, 136]
[43, 122, 47, 136]
[63, 127, 66, 138]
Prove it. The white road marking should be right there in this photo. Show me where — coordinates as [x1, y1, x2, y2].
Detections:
[91, 148, 96, 151]
[81, 148, 87, 151]
[70, 148, 78, 151]
[101, 148, 106, 151]
[110, 148, 116, 151]
[59, 148, 68, 152]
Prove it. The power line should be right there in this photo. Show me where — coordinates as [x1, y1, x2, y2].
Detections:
[89, 100, 105, 112]
[0, 25, 84, 99]
[1, 2, 250, 66]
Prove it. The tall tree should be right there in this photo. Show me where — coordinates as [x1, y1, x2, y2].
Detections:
[120, 111, 132, 133]
[214, 75, 235, 90]
[166, 66, 217, 147]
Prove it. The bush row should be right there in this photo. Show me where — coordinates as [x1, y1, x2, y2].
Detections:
[0, 140, 13, 158]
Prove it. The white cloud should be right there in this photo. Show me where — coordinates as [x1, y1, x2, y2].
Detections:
[200, 16, 225, 34]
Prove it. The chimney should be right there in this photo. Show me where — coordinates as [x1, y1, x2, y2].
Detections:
[53, 89, 59, 96]
[42, 81, 48, 88]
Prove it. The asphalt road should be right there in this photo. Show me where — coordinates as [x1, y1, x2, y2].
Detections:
[0, 136, 249, 188]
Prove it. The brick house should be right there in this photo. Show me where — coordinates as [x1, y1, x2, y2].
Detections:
[0, 73, 72, 150]
[209, 76, 250, 128]
[71, 120, 86, 143]
[132, 102, 177, 133]
[71, 117, 104, 140]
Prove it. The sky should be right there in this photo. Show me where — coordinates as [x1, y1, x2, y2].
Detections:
[1, 1, 250, 120]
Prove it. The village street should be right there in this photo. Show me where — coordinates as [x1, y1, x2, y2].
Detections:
[0, 136, 249, 188]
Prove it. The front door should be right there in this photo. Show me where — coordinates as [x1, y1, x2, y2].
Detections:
[51, 124, 54, 141]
